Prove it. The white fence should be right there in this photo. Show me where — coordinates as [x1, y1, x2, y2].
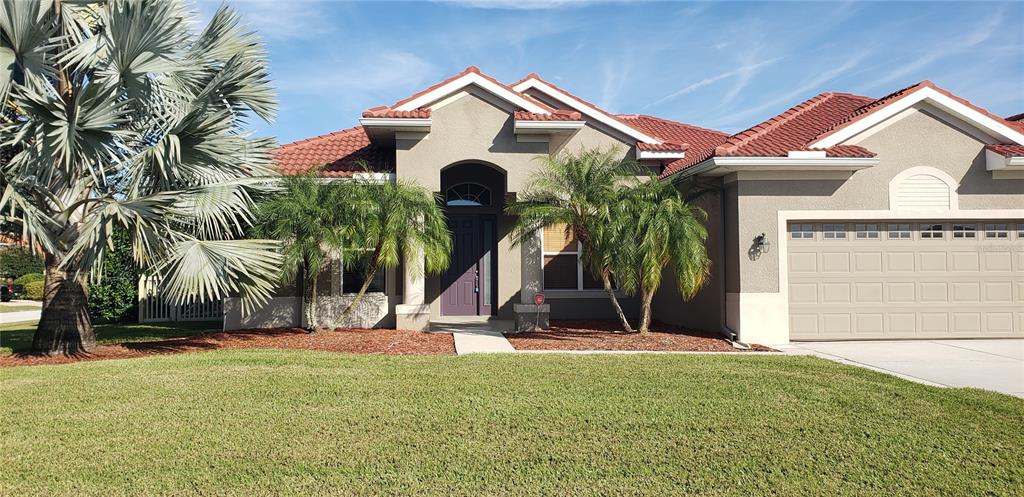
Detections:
[138, 276, 223, 323]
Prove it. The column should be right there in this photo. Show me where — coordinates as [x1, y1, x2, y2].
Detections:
[395, 247, 430, 330]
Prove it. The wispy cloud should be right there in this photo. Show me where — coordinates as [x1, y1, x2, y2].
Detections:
[208, 0, 333, 41]
[643, 58, 782, 109]
[434, 0, 607, 10]
[276, 51, 439, 98]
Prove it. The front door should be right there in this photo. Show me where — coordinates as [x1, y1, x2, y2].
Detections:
[441, 215, 494, 316]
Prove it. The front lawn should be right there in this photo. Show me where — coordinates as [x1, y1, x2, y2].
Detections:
[1, 351, 1020, 496]
[0, 320, 220, 355]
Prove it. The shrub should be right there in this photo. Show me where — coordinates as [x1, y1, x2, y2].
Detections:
[23, 280, 44, 301]
[87, 229, 139, 323]
[0, 247, 43, 279]
[14, 273, 44, 285]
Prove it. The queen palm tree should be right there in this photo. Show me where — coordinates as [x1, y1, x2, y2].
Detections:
[341, 176, 451, 316]
[611, 176, 710, 333]
[506, 148, 639, 333]
[0, 0, 282, 354]
[253, 172, 354, 331]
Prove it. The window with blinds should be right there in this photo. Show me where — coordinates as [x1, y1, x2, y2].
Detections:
[541, 224, 602, 291]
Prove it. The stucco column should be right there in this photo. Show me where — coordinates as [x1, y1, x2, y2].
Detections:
[395, 246, 430, 330]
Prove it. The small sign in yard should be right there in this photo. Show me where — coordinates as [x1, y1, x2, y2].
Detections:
[533, 293, 545, 306]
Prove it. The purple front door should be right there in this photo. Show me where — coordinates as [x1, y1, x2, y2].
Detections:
[441, 215, 494, 316]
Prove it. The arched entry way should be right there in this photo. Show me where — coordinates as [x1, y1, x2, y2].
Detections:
[440, 162, 506, 316]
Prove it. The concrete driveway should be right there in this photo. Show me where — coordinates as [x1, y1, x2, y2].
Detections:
[783, 339, 1024, 398]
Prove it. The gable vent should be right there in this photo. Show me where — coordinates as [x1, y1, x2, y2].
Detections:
[893, 173, 952, 209]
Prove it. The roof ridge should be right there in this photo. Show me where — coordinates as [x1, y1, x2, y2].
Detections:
[276, 125, 364, 151]
[718, 92, 843, 153]
[387, 66, 555, 115]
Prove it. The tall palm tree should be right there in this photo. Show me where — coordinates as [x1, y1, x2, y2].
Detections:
[611, 176, 711, 333]
[253, 172, 353, 331]
[0, 1, 282, 354]
[506, 148, 639, 333]
[341, 177, 451, 316]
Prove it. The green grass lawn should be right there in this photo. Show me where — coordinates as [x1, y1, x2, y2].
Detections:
[1, 350, 1021, 496]
[0, 320, 220, 355]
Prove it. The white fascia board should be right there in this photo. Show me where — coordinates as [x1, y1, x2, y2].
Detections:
[676, 156, 878, 178]
[986, 149, 1024, 170]
[636, 149, 686, 160]
[513, 78, 664, 144]
[394, 73, 549, 114]
[358, 118, 432, 129]
[514, 120, 586, 134]
[811, 87, 1024, 148]
[787, 150, 826, 158]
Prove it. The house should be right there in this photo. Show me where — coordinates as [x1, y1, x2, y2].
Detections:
[224, 67, 1024, 345]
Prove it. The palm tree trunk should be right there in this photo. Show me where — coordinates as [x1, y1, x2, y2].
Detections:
[638, 288, 655, 334]
[302, 264, 318, 332]
[31, 254, 95, 355]
[601, 271, 634, 333]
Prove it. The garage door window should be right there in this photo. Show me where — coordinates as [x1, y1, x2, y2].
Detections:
[952, 224, 976, 239]
[921, 223, 944, 239]
[790, 224, 813, 240]
[887, 224, 911, 240]
[986, 224, 1009, 239]
[822, 224, 847, 240]
[855, 224, 879, 239]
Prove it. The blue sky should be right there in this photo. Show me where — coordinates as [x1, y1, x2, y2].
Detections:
[197, 0, 1024, 144]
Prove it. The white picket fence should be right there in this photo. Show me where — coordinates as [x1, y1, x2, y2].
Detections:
[138, 276, 223, 323]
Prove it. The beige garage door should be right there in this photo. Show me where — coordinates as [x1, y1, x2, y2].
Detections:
[787, 221, 1024, 340]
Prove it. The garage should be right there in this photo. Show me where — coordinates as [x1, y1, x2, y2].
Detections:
[787, 221, 1024, 340]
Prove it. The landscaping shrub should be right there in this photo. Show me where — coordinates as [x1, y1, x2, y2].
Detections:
[13, 273, 44, 285]
[22, 280, 43, 301]
[87, 229, 139, 323]
[0, 247, 43, 279]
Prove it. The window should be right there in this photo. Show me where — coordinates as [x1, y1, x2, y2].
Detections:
[887, 224, 911, 239]
[822, 224, 847, 240]
[1018, 224, 1024, 239]
[445, 182, 491, 207]
[790, 224, 813, 240]
[855, 224, 879, 239]
[542, 224, 602, 291]
[952, 224, 976, 239]
[985, 223, 1009, 239]
[342, 265, 386, 294]
[920, 223, 944, 239]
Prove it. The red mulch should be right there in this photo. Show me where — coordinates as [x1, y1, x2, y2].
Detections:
[0, 328, 455, 368]
[506, 320, 774, 352]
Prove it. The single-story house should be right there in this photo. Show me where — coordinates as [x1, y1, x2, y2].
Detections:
[224, 67, 1024, 345]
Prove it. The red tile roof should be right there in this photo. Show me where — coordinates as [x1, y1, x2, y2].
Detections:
[986, 143, 1024, 157]
[513, 109, 582, 121]
[619, 115, 726, 167]
[361, 107, 431, 118]
[636, 141, 687, 151]
[275, 126, 393, 177]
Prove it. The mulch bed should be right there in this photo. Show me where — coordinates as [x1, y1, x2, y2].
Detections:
[0, 328, 455, 368]
[506, 319, 774, 352]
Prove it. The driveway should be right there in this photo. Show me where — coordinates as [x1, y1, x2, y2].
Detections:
[784, 339, 1024, 398]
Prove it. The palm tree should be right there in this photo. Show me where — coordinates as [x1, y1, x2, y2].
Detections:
[611, 176, 711, 333]
[341, 177, 451, 316]
[506, 148, 639, 333]
[0, 1, 282, 354]
[253, 172, 353, 331]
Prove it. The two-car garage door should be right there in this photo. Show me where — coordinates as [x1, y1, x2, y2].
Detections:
[787, 221, 1024, 340]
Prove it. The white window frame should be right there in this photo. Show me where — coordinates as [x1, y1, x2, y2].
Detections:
[540, 227, 599, 291]
[985, 223, 1009, 239]
[887, 223, 912, 240]
[790, 223, 814, 240]
[854, 223, 880, 240]
[952, 223, 976, 239]
[822, 223, 847, 240]
[920, 223, 945, 240]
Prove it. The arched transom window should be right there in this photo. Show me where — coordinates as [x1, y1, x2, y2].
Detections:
[446, 182, 492, 207]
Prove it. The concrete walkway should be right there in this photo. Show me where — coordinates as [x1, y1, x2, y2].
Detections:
[781, 339, 1024, 398]
[430, 318, 516, 354]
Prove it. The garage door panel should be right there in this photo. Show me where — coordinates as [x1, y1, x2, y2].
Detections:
[788, 219, 1023, 340]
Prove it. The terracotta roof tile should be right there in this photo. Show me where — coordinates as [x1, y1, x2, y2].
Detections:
[513, 109, 582, 121]
[361, 107, 431, 118]
[275, 126, 393, 177]
[986, 143, 1024, 157]
[616, 114, 727, 176]
[636, 141, 687, 151]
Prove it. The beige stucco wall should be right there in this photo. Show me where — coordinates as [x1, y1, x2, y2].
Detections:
[396, 86, 639, 321]
[733, 106, 1024, 294]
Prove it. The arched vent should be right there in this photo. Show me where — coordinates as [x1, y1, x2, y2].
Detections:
[891, 170, 955, 210]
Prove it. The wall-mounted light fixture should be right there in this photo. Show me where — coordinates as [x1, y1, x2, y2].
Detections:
[753, 232, 771, 253]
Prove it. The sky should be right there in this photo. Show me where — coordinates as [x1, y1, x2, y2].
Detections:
[195, 0, 1024, 145]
